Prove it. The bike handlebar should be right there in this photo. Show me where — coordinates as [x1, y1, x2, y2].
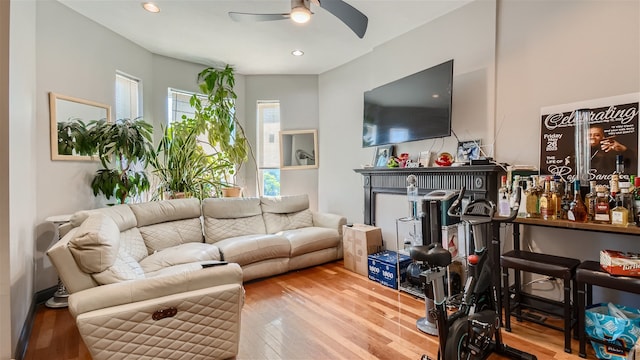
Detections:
[446, 186, 521, 223]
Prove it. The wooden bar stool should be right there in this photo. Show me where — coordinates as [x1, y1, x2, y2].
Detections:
[576, 260, 640, 358]
[501, 250, 580, 354]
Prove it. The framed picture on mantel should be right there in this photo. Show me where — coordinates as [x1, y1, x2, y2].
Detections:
[373, 145, 394, 168]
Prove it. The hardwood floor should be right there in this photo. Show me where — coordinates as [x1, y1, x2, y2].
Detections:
[25, 260, 594, 359]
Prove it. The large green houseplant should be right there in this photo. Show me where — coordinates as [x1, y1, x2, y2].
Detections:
[149, 124, 232, 200]
[77, 118, 154, 204]
[185, 65, 254, 194]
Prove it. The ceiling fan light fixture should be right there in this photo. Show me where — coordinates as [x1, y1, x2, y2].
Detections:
[290, 6, 311, 23]
[142, 2, 160, 13]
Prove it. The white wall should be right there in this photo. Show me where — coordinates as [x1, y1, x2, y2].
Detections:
[33, 2, 223, 292]
[0, 1, 11, 358]
[494, 0, 639, 304]
[7, 0, 37, 357]
[244, 75, 319, 210]
[319, 0, 639, 304]
[319, 0, 497, 225]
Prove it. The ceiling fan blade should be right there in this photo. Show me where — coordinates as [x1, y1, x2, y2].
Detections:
[228, 12, 291, 22]
[317, 0, 368, 38]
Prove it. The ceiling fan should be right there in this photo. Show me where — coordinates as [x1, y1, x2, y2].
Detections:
[228, 0, 368, 39]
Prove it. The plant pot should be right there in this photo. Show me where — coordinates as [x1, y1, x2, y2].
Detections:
[168, 192, 187, 199]
[221, 186, 242, 198]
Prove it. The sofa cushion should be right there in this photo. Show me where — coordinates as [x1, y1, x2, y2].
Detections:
[128, 198, 201, 227]
[142, 262, 205, 279]
[204, 216, 267, 243]
[119, 227, 148, 262]
[214, 234, 290, 266]
[279, 227, 340, 257]
[138, 218, 204, 254]
[263, 209, 313, 234]
[70, 204, 137, 232]
[139, 243, 221, 273]
[260, 194, 309, 214]
[69, 214, 120, 274]
[203, 197, 263, 219]
[203, 197, 267, 243]
[91, 248, 145, 285]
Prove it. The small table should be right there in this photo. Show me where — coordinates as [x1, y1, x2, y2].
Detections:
[45, 214, 71, 309]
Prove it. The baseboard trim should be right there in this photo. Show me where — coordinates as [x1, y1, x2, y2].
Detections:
[14, 285, 57, 360]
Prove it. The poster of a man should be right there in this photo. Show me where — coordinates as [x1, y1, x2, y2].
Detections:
[539, 93, 639, 184]
[589, 124, 634, 175]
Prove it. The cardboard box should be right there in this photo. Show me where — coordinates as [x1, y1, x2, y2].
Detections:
[343, 224, 383, 276]
[585, 302, 640, 360]
[600, 250, 640, 277]
[367, 250, 412, 289]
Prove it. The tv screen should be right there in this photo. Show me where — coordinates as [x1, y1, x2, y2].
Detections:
[362, 59, 453, 147]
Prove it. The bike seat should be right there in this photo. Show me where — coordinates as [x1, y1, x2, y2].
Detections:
[409, 244, 452, 268]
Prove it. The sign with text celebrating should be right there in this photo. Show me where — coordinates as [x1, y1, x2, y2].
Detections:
[540, 93, 640, 184]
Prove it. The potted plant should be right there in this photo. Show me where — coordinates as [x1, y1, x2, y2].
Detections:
[77, 118, 154, 204]
[149, 124, 232, 200]
[185, 64, 255, 196]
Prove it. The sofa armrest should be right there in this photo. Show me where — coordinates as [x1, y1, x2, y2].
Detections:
[69, 262, 243, 317]
[312, 212, 347, 234]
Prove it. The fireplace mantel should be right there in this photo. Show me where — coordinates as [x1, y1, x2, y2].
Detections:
[354, 165, 504, 225]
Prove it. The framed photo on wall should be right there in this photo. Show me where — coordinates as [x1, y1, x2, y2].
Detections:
[373, 145, 394, 168]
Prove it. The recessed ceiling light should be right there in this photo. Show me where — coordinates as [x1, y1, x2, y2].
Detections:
[290, 6, 311, 23]
[142, 2, 160, 13]
[291, 49, 304, 57]
[432, 94, 440, 98]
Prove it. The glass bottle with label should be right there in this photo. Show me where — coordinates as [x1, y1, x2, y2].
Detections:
[610, 195, 629, 227]
[568, 180, 588, 222]
[498, 175, 510, 217]
[594, 185, 611, 224]
[559, 178, 573, 220]
[615, 155, 630, 190]
[618, 187, 634, 224]
[585, 180, 597, 221]
[609, 174, 620, 210]
[550, 178, 560, 220]
[539, 177, 555, 220]
[634, 177, 640, 227]
[525, 179, 540, 218]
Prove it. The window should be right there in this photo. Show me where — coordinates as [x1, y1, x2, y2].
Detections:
[168, 88, 206, 124]
[115, 72, 141, 120]
[258, 101, 280, 196]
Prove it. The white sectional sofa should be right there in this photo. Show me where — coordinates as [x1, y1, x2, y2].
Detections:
[47, 194, 346, 360]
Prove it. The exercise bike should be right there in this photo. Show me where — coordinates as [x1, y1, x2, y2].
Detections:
[411, 187, 536, 360]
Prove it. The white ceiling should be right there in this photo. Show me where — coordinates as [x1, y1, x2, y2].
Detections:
[57, 0, 472, 75]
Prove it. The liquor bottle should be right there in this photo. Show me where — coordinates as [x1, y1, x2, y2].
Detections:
[609, 174, 620, 211]
[634, 177, 640, 227]
[594, 185, 611, 224]
[618, 187, 634, 224]
[615, 155, 631, 190]
[525, 179, 540, 218]
[516, 176, 528, 218]
[539, 177, 554, 220]
[610, 196, 629, 227]
[567, 180, 588, 222]
[510, 175, 521, 209]
[559, 178, 573, 220]
[585, 180, 597, 221]
[498, 175, 511, 217]
[550, 178, 560, 220]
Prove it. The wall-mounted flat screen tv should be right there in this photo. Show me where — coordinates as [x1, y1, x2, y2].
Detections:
[362, 59, 453, 147]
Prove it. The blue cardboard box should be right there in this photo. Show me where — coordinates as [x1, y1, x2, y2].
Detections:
[368, 250, 412, 289]
[585, 303, 640, 360]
